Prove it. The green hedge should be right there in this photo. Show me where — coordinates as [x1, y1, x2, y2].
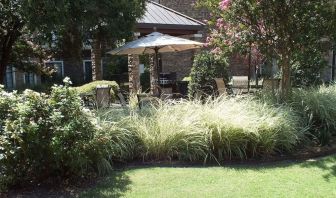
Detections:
[74, 80, 119, 101]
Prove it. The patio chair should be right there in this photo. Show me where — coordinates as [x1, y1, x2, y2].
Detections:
[96, 85, 111, 108]
[214, 78, 227, 96]
[232, 76, 249, 95]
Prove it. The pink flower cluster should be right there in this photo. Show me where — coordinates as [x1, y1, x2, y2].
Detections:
[219, 0, 231, 11]
[216, 18, 225, 29]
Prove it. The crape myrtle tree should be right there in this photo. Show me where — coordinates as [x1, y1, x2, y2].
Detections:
[26, 0, 146, 81]
[198, 0, 335, 99]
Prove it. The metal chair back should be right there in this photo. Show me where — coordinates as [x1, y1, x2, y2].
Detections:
[232, 76, 249, 94]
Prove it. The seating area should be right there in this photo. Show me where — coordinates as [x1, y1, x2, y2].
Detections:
[80, 76, 283, 109]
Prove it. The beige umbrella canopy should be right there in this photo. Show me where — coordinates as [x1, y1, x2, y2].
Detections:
[108, 32, 204, 95]
[107, 32, 204, 55]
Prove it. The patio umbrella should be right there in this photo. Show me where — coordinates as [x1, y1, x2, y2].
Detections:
[108, 32, 203, 55]
[107, 32, 203, 94]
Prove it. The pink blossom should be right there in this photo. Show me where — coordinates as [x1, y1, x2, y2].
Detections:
[216, 18, 225, 29]
[210, 47, 222, 54]
[219, 0, 231, 11]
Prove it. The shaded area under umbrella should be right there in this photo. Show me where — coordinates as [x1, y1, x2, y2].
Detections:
[107, 32, 204, 95]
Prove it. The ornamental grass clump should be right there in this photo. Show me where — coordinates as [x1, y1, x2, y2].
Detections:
[290, 85, 336, 145]
[124, 101, 210, 161]
[201, 97, 303, 160]
[99, 97, 303, 162]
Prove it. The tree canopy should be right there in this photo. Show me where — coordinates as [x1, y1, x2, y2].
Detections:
[0, 0, 146, 84]
[198, 0, 335, 98]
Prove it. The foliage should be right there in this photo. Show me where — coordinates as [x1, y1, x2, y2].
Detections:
[189, 51, 228, 98]
[290, 85, 336, 145]
[74, 80, 119, 101]
[256, 84, 336, 145]
[198, 0, 335, 98]
[291, 43, 329, 87]
[0, 83, 102, 190]
[0, 1, 57, 83]
[203, 98, 303, 160]
[24, 0, 147, 80]
[98, 97, 303, 162]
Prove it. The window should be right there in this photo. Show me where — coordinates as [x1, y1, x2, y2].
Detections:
[45, 61, 64, 77]
[83, 60, 103, 82]
[4, 66, 15, 90]
[83, 60, 93, 82]
[24, 72, 36, 87]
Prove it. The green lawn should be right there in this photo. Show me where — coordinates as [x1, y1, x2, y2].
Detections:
[81, 155, 336, 198]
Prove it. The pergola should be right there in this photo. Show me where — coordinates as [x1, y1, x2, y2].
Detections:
[126, 1, 205, 94]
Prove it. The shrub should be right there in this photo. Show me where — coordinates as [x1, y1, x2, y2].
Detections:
[0, 82, 102, 190]
[188, 51, 228, 99]
[74, 80, 119, 101]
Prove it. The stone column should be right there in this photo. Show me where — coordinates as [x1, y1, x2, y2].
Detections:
[149, 54, 159, 96]
[128, 54, 140, 94]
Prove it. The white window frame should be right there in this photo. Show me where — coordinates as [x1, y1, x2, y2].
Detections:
[23, 72, 37, 86]
[83, 59, 103, 81]
[12, 67, 16, 88]
[44, 60, 64, 77]
[4, 66, 16, 89]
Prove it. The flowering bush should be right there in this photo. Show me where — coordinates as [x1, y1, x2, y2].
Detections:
[0, 82, 101, 190]
[197, 0, 334, 97]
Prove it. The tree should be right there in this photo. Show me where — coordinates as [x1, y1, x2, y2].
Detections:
[25, 0, 146, 82]
[198, 0, 335, 99]
[82, 0, 146, 80]
[0, 0, 25, 83]
[0, 0, 62, 84]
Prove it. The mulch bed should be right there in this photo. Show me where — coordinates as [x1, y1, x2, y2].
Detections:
[3, 138, 336, 198]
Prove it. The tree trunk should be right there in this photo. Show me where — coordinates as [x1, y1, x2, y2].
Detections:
[280, 54, 291, 101]
[0, 55, 7, 84]
[61, 25, 83, 85]
[91, 37, 102, 81]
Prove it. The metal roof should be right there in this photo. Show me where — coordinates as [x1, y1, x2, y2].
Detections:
[136, 1, 205, 33]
